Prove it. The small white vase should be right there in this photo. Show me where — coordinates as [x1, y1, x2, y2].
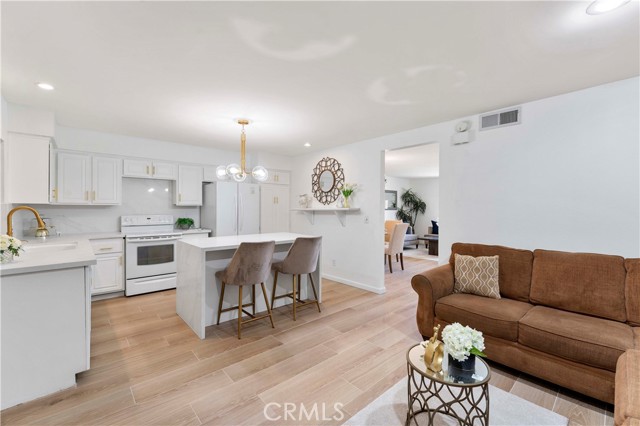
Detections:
[0, 251, 14, 264]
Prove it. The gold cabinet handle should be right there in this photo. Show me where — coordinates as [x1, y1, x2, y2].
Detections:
[152, 165, 156, 175]
[146, 165, 150, 175]
[179, 193, 182, 202]
[99, 247, 113, 251]
[92, 190, 96, 201]
[52, 188, 58, 201]
[85, 191, 89, 201]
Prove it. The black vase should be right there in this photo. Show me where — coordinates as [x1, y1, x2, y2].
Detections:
[448, 354, 476, 383]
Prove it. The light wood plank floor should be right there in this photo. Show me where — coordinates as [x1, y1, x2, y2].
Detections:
[2, 256, 613, 425]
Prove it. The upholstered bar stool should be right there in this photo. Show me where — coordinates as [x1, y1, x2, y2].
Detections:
[215, 241, 276, 339]
[385, 223, 409, 273]
[270, 236, 322, 321]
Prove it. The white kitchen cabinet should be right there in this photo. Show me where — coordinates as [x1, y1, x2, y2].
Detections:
[263, 170, 290, 185]
[123, 159, 177, 180]
[3, 133, 52, 204]
[260, 184, 290, 233]
[174, 165, 203, 206]
[1, 266, 91, 409]
[56, 152, 92, 204]
[203, 166, 217, 182]
[55, 152, 121, 205]
[90, 238, 124, 295]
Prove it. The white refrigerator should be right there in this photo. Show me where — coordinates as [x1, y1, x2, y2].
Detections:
[201, 182, 260, 236]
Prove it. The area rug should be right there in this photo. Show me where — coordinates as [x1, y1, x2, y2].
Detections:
[343, 379, 568, 426]
[402, 248, 438, 261]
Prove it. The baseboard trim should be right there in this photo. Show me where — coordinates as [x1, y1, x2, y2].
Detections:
[322, 274, 386, 294]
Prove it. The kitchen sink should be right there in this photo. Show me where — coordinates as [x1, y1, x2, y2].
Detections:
[23, 242, 78, 252]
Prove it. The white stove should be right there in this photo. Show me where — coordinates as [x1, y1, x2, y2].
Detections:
[121, 215, 182, 296]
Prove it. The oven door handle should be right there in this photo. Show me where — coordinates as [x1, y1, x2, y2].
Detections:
[127, 237, 181, 243]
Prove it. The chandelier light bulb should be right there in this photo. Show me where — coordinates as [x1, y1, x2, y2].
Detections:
[216, 165, 229, 180]
[251, 166, 269, 182]
[226, 163, 242, 176]
[232, 171, 247, 182]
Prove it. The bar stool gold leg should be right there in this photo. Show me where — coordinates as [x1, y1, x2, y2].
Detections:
[237, 286, 243, 339]
[217, 281, 226, 325]
[252, 285, 256, 315]
[261, 282, 275, 328]
[271, 270, 279, 310]
[292, 274, 297, 321]
[308, 274, 321, 313]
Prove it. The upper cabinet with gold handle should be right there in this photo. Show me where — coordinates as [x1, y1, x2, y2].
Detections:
[55, 152, 121, 205]
[263, 170, 290, 185]
[123, 159, 177, 180]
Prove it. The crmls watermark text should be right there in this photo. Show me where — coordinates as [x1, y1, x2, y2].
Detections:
[263, 402, 345, 422]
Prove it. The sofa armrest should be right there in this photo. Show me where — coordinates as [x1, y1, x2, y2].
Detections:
[411, 264, 455, 338]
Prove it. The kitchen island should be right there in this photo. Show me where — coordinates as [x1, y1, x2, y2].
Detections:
[176, 232, 321, 339]
[0, 238, 96, 409]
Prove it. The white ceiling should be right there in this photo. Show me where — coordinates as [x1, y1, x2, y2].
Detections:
[2, 2, 638, 156]
[385, 144, 439, 179]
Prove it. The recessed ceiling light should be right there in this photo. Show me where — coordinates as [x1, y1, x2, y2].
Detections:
[586, 0, 630, 15]
[36, 82, 54, 90]
[304, 142, 311, 147]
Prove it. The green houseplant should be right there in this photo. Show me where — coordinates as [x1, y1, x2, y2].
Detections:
[175, 217, 195, 230]
[396, 189, 426, 232]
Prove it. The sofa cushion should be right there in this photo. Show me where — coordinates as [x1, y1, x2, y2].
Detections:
[625, 259, 640, 326]
[519, 306, 633, 372]
[435, 293, 533, 342]
[454, 254, 501, 299]
[530, 249, 627, 322]
[450, 243, 533, 302]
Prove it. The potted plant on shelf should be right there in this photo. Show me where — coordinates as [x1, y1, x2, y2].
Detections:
[175, 218, 195, 230]
[339, 183, 358, 208]
[396, 189, 426, 234]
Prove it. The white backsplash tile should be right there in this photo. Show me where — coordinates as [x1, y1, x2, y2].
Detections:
[16, 178, 200, 237]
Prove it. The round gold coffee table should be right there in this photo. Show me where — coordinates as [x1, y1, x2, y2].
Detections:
[405, 343, 491, 426]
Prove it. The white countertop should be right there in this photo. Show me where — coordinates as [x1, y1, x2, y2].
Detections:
[21, 232, 124, 242]
[176, 228, 211, 235]
[0, 237, 97, 277]
[179, 232, 317, 251]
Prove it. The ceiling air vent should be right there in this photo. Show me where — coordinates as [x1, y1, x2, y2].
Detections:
[479, 106, 521, 131]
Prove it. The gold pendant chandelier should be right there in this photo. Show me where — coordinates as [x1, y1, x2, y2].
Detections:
[216, 119, 268, 183]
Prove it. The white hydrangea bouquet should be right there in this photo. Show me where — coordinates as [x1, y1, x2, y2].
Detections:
[441, 322, 486, 362]
[0, 234, 24, 263]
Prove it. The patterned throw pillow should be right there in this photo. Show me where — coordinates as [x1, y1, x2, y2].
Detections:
[454, 254, 501, 299]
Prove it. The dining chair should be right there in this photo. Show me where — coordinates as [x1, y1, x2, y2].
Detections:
[385, 222, 409, 273]
[271, 236, 322, 321]
[384, 220, 401, 243]
[215, 241, 276, 339]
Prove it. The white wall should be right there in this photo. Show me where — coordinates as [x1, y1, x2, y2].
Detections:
[1, 96, 9, 233]
[408, 177, 439, 236]
[290, 77, 640, 294]
[384, 176, 410, 221]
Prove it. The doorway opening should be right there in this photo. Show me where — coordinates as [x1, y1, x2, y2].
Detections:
[383, 143, 440, 277]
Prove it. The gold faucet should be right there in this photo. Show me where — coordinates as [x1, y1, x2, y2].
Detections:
[6, 206, 49, 238]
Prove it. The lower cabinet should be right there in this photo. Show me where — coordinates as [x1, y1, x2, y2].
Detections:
[90, 238, 124, 295]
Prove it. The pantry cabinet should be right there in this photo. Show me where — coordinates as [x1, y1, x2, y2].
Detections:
[174, 165, 203, 206]
[55, 152, 121, 205]
[260, 184, 290, 233]
[123, 159, 177, 180]
[264, 170, 290, 185]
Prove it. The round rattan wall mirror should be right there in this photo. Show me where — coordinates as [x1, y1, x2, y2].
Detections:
[312, 157, 345, 205]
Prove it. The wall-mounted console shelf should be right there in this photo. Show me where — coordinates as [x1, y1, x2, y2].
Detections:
[292, 208, 360, 227]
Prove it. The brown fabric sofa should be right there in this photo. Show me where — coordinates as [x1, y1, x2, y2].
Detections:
[615, 350, 640, 426]
[411, 242, 640, 404]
